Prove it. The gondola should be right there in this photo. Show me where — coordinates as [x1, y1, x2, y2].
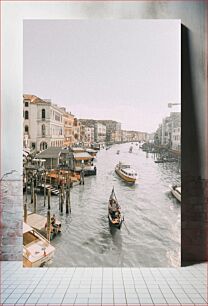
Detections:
[108, 188, 123, 229]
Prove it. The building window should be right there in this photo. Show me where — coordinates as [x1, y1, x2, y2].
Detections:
[40, 142, 47, 151]
[25, 125, 29, 133]
[25, 110, 29, 119]
[42, 109, 46, 120]
[54, 112, 61, 121]
[42, 124, 46, 137]
[25, 101, 29, 107]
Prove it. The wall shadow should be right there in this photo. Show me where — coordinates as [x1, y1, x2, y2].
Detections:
[181, 24, 208, 265]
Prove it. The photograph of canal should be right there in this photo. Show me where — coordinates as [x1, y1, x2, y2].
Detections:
[23, 20, 181, 267]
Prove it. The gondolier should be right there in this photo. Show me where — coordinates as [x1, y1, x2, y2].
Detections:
[108, 187, 123, 229]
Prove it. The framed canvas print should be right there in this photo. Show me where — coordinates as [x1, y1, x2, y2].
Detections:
[22, 19, 181, 268]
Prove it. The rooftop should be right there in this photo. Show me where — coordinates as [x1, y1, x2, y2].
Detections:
[36, 147, 70, 159]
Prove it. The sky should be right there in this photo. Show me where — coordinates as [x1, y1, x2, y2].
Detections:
[23, 20, 180, 133]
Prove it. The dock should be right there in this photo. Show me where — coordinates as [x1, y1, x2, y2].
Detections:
[26, 212, 61, 239]
[38, 184, 60, 195]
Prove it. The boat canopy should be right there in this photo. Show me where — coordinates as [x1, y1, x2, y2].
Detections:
[73, 152, 92, 160]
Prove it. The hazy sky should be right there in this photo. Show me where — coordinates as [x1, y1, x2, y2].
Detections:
[23, 20, 180, 133]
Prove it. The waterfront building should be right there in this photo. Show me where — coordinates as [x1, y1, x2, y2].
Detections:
[121, 130, 148, 142]
[98, 120, 121, 143]
[161, 112, 181, 149]
[36, 147, 72, 169]
[94, 122, 106, 143]
[80, 124, 86, 144]
[84, 126, 95, 146]
[73, 118, 81, 145]
[172, 126, 181, 152]
[63, 110, 75, 147]
[23, 95, 64, 151]
[68, 150, 94, 173]
[155, 112, 181, 152]
[154, 124, 162, 146]
[146, 133, 155, 143]
[121, 130, 128, 142]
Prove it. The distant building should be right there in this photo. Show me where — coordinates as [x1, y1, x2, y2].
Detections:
[23, 95, 64, 151]
[98, 120, 121, 143]
[121, 130, 148, 142]
[94, 122, 106, 143]
[84, 126, 94, 146]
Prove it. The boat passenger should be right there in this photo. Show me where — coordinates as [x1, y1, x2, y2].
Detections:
[51, 214, 56, 225]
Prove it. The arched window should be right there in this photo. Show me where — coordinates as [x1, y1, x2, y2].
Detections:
[25, 111, 29, 119]
[40, 142, 47, 151]
[25, 125, 29, 133]
[42, 124, 46, 137]
[42, 109, 46, 120]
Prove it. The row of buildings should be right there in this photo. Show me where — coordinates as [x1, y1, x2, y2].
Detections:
[154, 112, 181, 153]
[23, 94, 149, 152]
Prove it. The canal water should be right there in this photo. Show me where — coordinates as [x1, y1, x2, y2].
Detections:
[27, 143, 181, 267]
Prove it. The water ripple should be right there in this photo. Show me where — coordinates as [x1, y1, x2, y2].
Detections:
[27, 143, 180, 267]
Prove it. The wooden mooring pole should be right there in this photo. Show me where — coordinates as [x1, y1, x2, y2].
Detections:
[60, 184, 64, 213]
[31, 179, 34, 204]
[44, 171, 46, 206]
[24, 203, 27, 223]
[48, 187, 51, 210]
[46, 210, 51, 241]
[33, 193, 37, 213]
[25, 170, 28, 203]
[66, 188, 69, 214]
[66, 178, 71, 214]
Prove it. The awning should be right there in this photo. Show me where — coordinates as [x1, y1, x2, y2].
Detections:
[73, 152, 92, 160]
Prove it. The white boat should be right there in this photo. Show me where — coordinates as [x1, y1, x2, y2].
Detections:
[23, 222, 55, 267]
[170, 185, 181, 202]
[115, 162, 137, 183]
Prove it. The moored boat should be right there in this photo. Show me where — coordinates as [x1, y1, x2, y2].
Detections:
[170, 185, 181, 202]
[108, 188, 123, 229]
[154, 159, 165, 163]
[115, 162, 137, 183]
[23, 222, 55, 267]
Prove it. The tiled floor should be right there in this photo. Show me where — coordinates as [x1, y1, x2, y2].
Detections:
[0, 262, 207, 305]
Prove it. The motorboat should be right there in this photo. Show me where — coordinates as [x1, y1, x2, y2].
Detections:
[170, 185, 181, 202]
[108, 188, 123, 229]
[115, 162, 137, 183]
[23, 222, 55, 267]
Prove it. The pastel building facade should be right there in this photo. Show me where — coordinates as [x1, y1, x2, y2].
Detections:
[23, 95, 64, 151]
